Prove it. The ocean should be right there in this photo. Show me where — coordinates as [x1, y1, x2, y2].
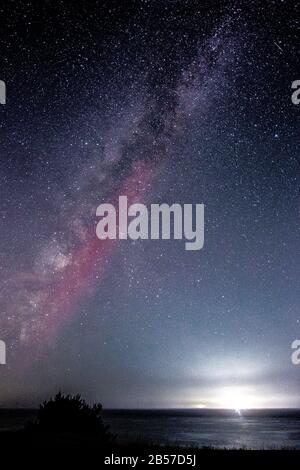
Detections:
[105, 409, 300, 449]
[1, 408, 300, 449]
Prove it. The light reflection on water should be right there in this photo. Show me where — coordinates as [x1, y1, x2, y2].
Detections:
[104, 409, 300, 449]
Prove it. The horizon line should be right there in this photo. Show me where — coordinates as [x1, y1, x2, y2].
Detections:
[1, 406, 300, 411]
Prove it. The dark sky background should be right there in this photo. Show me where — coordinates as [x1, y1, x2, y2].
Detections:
[0, 0, 299, 408]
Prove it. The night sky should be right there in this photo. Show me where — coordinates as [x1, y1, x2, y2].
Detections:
[0, 0, 299, 409]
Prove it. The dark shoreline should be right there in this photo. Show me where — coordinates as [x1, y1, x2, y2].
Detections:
[1, 430, 300, 466]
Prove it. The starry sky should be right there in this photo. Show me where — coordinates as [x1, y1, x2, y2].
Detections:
[0, 0, 299, 408]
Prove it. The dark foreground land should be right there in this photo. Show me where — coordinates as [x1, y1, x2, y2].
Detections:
[2, 398, 299, 465]
[1, 431, 300, 466]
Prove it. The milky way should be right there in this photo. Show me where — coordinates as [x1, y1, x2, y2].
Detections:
[1, 21, 238, 350]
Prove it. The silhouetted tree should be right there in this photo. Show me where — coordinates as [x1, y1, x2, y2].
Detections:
[27, 392, 114, 443]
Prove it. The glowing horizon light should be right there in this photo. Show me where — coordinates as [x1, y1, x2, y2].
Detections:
[217, 386, 261, 411]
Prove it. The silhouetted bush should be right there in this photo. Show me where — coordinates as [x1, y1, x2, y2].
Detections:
[27, 392, 114, 443]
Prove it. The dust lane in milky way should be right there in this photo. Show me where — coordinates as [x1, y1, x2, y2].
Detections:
[2, 24, 237, 366]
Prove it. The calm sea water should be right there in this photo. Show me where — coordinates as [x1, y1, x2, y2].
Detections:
[104, 409, 300, 449]
[1, 408, 300, 449]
